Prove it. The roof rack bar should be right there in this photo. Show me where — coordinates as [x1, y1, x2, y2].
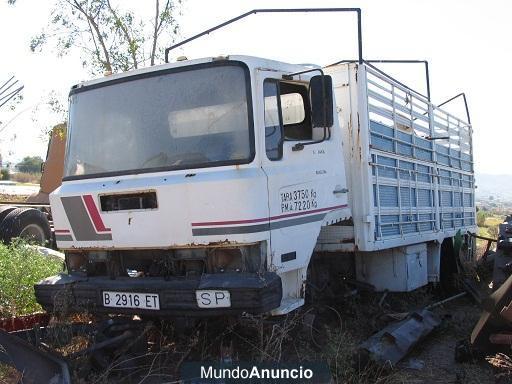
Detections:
[326, 59, 431, 101]
[437, 92, 471, 125]
[165, 8, 363, 64]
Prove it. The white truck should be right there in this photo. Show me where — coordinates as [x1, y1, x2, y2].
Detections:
[35, 9, 476, 317]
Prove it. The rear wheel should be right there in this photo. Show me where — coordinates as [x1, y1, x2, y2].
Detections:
[0, 208, 52, 245]
[0, 206, 16, 225]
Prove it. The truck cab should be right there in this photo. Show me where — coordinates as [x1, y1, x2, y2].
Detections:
[36, 56, 351, 316]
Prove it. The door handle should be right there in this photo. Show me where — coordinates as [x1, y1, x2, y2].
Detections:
[333, 187, 349, 194]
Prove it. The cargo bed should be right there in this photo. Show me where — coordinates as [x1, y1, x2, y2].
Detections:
[327, 62, 476, 252]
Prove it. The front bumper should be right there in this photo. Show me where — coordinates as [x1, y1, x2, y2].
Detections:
[34, 272, 282, 317]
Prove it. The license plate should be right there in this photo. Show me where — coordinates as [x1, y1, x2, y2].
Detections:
[196, 290, 231, 308]
[102, 291, 160, 310]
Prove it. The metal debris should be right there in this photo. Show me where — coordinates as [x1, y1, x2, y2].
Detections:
[0, 317, 151, 383]
[466, 215, 512, 354]
[471, 273, 512, 352]
[0, 327, 71, 384]
[426, 292, 467, 310]
[359, 309, 441, 366]
[399, 357, 425, 370]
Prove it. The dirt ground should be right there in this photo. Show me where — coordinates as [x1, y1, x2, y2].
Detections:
[0, 292, 506, 384]
[391, 298, 496, 384]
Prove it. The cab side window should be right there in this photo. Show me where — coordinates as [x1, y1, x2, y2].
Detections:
[279, 82, 311, 141]
[263, 80, 283, 161]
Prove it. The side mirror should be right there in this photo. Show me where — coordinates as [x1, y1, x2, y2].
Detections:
[310, 75, 333, 128]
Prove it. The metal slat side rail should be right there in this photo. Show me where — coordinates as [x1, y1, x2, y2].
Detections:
[367, 80, 430, 116]
[370, 148, 474, 177]
[368, 106, 431, 137]
[370, 164, 474, 197]
[366, 68, 473, 173]
[165, 8, 363, 63]
[363, 61, 475, 241]
[367, 89, 430, 124]
[371, 161, 436, 238]
[365, 65, 470, 127]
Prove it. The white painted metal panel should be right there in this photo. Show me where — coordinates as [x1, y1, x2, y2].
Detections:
[355, 243, 428, 291]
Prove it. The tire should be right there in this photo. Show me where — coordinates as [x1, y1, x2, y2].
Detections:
[0, 206, 17, 225]
[0, 208, 52, 245]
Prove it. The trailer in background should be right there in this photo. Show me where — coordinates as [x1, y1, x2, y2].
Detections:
[0, 124, 66, 246]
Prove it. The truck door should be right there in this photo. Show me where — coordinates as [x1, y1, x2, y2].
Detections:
[257, 70, 350, 309]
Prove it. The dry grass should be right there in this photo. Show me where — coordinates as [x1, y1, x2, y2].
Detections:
[487, 353, 512, 380]
[0, 193, 26, 203]
[10, 172, 41, 184]
[0, 276, 499, 383]
[0, 364, 21, 384]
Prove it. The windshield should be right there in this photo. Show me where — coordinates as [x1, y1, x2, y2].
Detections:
[64, 62, 253, 179]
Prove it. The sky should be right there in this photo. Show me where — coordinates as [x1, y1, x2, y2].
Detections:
[0, 0, 510, 175]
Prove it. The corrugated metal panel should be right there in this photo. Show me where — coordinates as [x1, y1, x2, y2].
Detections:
[464, 193, 473, 207]
[442, 213, 454, 229]
[401, 214, 418, 234]
[416, 164, 431, 183]
[464, 212, 475, 226]
[454, 192, 462, 207]
[397, 142, 413, 157]
[398, 160, 413, 181]
[440, 191, 452, 207]
[415, 148, 432, 161]
[454, 213, 464, 228]
[437, 154, 450, 166]
[374, 155, 397, 178]
[378, 185, 399, 207]
[439, 169, 451, 185]
[417, 189, 432, 207]
[371, 133, 394, 152]
[400, 187, 415, 207]
[397, 131, 413, 143]
[376, 215, 401, 237]
[418, 213, 435, 232]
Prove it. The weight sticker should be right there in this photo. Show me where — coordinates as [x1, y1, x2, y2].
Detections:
[280, 188, 318, 213]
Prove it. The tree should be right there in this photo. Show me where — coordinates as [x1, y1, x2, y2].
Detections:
[30, 0, 182, 75]
[0, 169, 9, 181]
[16, 156, 44, 173]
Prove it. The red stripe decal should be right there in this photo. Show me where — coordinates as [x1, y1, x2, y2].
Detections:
[54, 229, 70, 234]
[191, 204, 348, 227]
[83, 195, 111, 232]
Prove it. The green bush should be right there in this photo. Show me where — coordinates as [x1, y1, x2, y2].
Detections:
[477, 210, 488, 227]
[0, 240, 63, 317]
[0, 168, 9, 181]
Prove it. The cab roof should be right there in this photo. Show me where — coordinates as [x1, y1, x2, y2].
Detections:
[70, 55, 318, 92]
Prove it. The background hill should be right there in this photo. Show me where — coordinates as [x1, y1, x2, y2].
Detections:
[476, 173, 512, 201]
